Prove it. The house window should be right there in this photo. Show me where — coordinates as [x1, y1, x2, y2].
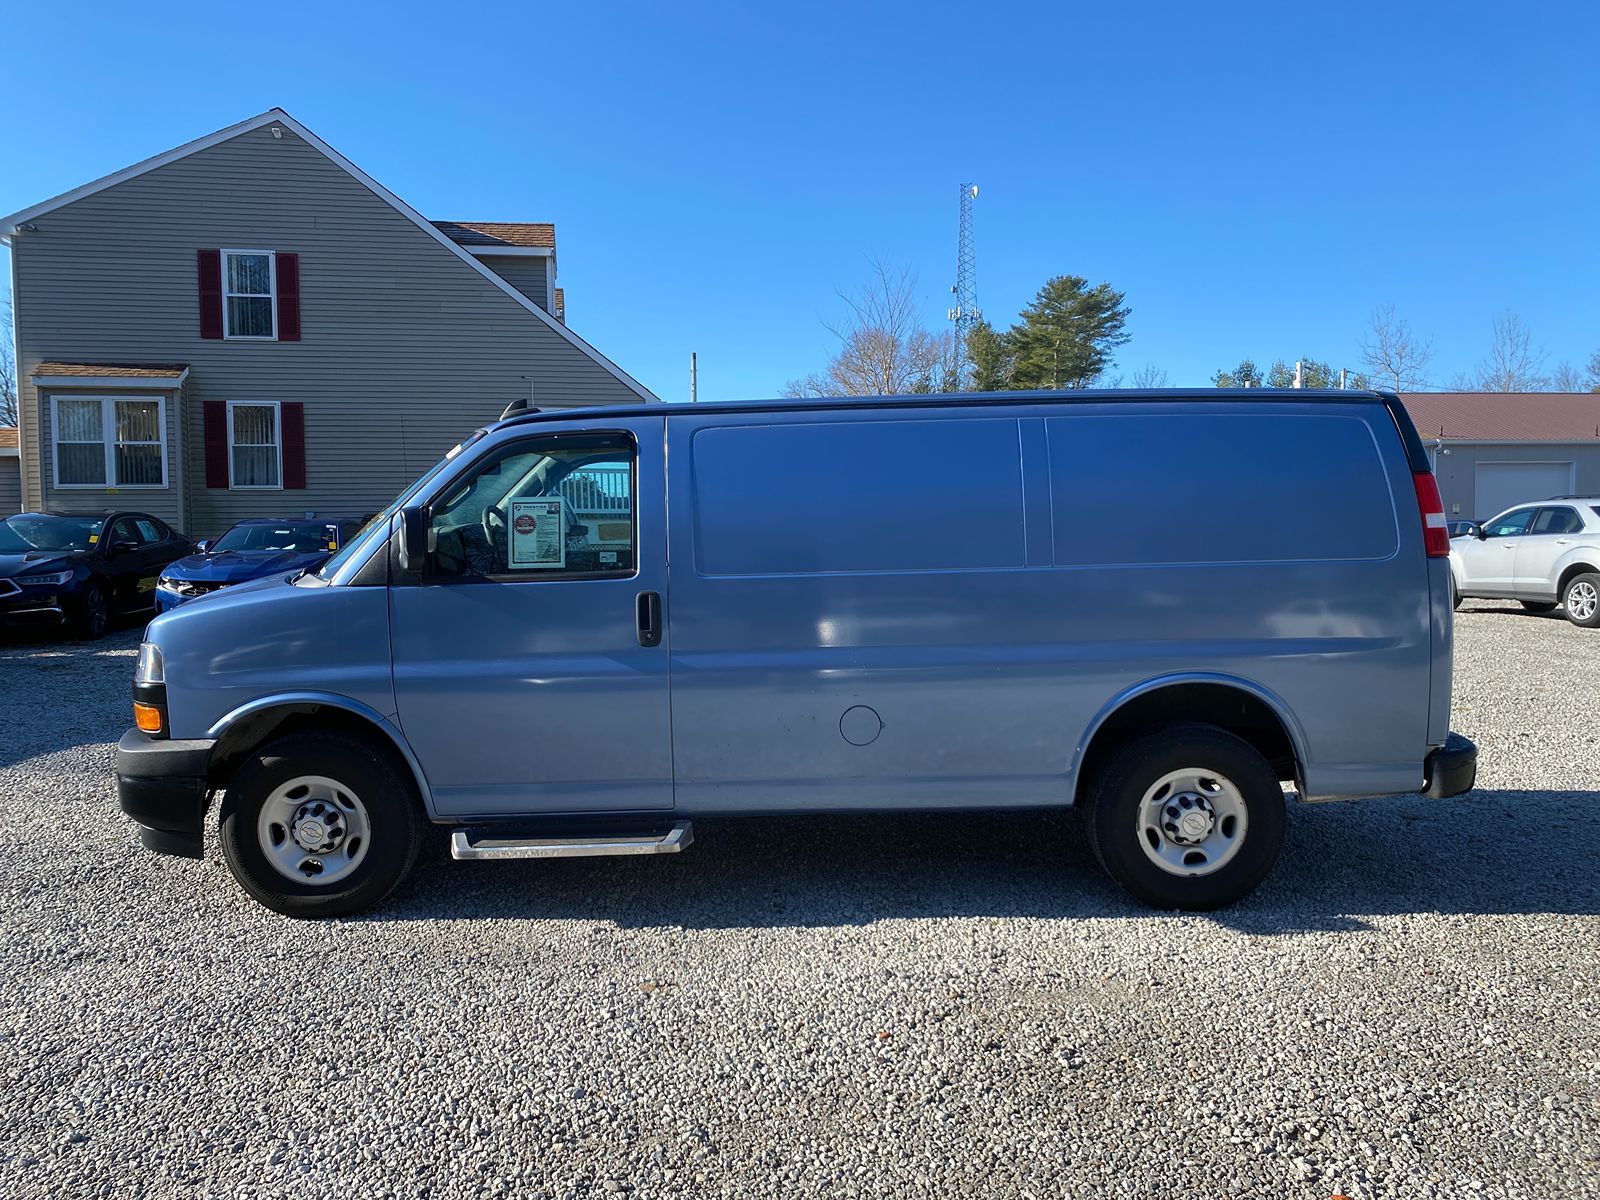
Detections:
[228, 402, 281, 488]
[223, 250, 277, 339]
[52, 397, 167, 488]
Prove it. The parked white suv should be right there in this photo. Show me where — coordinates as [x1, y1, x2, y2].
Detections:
[1450, 498, 1600, 627]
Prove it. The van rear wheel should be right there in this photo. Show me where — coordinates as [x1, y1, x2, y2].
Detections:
[219, 732, 423, 919]
[1084, 723, 1286, 911]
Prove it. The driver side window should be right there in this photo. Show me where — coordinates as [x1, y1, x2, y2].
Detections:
[1483, 509, 1534, 538]
[427, 434, 636, 581]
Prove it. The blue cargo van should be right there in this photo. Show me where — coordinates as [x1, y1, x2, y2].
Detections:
[116, 389, 1477, 917]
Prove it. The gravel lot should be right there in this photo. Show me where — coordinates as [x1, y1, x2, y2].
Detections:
[1, 603, 1597, 1200]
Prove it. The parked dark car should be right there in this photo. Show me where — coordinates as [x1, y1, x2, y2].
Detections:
[0, 511, 193, 638]
[156, 519, 361, 612]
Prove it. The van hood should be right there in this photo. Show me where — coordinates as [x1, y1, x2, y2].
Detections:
[164, 548, 329, 583]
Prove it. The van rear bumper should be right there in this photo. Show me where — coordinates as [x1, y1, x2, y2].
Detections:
[116, 730, 214, 859]
[1422, 732, 1477, 799]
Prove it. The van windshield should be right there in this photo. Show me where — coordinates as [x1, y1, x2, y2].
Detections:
[316, 434, 483, 580]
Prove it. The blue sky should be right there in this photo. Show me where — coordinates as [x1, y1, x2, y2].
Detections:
[3, 0, 1597, 401]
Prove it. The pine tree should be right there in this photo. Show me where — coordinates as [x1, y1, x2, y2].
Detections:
[1002, 276, 1132, 390]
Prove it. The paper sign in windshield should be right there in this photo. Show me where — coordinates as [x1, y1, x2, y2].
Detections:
[508, 498, 566, 569]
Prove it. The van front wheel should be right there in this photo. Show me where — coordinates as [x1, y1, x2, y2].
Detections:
[220, 732, 423, 919]
[1084, 723, 1286, 911]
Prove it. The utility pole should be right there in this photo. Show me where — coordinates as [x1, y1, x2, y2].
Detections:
[1293, 360, 1304, 389]
[1339, 368, 1347, 389]
[690, 352, 698, 404]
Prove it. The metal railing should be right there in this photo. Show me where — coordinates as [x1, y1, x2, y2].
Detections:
[560, 465, 631, 514]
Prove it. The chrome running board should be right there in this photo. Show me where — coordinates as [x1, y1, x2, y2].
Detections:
[450, 821, 693, 861]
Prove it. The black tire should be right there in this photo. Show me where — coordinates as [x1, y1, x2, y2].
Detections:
[1451, 579, 1462, 611]
[1083, 722, 1286, 911]
[1519, 600, 1558, 614]
[219, 732, 423, 919]
[1563, 572, 1600, 628]
[72, 581, 110, 640]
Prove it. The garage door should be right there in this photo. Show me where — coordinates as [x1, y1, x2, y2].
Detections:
[1474, 461, 1574, 523]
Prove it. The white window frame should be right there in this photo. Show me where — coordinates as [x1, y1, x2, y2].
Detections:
[221, 248, 278, 340]
[226, 400, 284, 490]
[50, 395, 168, 490]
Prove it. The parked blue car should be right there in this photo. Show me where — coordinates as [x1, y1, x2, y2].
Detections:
[155, 519, 361, 611]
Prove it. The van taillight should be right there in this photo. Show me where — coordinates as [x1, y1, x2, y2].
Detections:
[1413, 472, 1449, 558]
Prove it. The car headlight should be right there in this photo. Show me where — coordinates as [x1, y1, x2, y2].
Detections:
[18, 570, 72, 587]
[135, 642, 164, 685]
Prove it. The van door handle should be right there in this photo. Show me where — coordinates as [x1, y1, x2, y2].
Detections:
[636, 591, 662, 647]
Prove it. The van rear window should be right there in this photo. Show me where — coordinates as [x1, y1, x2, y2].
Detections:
[691, 418, 1025, 576]
[1045, 413, 1398, 565]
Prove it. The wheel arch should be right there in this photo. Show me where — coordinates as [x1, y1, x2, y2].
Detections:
[1557, 559, 1600, 597]
[1071, 674, 1308, 806]
[205, 693, 435, 814]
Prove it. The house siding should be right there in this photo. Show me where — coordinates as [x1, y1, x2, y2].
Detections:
[476, 255, 550, 309]
[0, 458, 20, 516]
[13, 122, 645, 536]
[1433, 440, 1600, 522]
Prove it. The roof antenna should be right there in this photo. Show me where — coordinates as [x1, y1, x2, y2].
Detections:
[501, 379, 539, 420]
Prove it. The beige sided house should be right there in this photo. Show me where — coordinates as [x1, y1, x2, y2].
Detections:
[0, 109, 654, 533]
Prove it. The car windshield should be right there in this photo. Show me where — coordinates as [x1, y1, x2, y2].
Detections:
[0, 515, 105, 553]
[211, 523, 333, 553]
[316, 433, 484, 581]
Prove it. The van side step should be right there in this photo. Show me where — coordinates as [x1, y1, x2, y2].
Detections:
[449, 821, 693, 861]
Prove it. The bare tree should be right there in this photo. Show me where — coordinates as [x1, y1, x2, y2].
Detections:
[0, 294, 17, 428]
[1358, 304, 1433, 391]
[1587, 348, 1600, 393]
[1472, 310, 1548, 391]
[1551, 362, 1586, 391]
[1131, 364, 1169, 388]
[783, 261, 957, 398]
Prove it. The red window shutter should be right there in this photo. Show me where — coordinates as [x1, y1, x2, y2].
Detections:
[203, 401, 229, 487]
[276, 252, 301, 341]
[197, 250, 223, 339]
[282, 402, 307, 489]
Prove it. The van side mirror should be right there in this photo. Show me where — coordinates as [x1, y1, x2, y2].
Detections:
[397, 506, 431, 573]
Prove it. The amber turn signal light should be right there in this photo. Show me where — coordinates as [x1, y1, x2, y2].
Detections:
[133, 702, 164, 734]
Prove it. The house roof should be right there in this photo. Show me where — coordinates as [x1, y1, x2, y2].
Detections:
[0, 427, 18, 452]
[0, 109, 654, 402]
[33, 361, 189, 379]
[432, 221, 555, 249]
[1401, 392, 1600, 442]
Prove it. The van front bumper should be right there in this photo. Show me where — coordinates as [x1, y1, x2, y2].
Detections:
[115, 730, 215, 858]
[1422, 732, 1477, 799]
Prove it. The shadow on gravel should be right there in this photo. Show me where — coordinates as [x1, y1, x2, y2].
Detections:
[382, 788, 1600, 934]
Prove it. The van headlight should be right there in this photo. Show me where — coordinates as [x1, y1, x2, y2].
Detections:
[135, 642, 165, 685]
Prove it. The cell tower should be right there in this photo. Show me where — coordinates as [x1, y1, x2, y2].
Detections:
[948, 183, 980, 338]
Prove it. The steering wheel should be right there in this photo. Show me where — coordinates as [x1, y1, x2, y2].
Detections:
[482, 502, 505, 549]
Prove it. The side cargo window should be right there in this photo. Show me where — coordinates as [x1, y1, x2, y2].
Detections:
[426, 434, 636, 580]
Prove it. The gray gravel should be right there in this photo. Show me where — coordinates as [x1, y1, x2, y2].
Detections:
[0, 603, 1597, 1199]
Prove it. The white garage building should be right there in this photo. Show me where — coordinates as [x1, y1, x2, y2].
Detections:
[1399, 392, 1600, 524]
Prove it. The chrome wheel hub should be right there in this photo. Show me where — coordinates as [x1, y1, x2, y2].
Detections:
[1136, 768, 1248, 878]
[258, 775, 372, 885]
[289, 801, 346, 853]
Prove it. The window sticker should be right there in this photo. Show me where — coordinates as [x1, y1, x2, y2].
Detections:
[508, 498, 566, 569]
